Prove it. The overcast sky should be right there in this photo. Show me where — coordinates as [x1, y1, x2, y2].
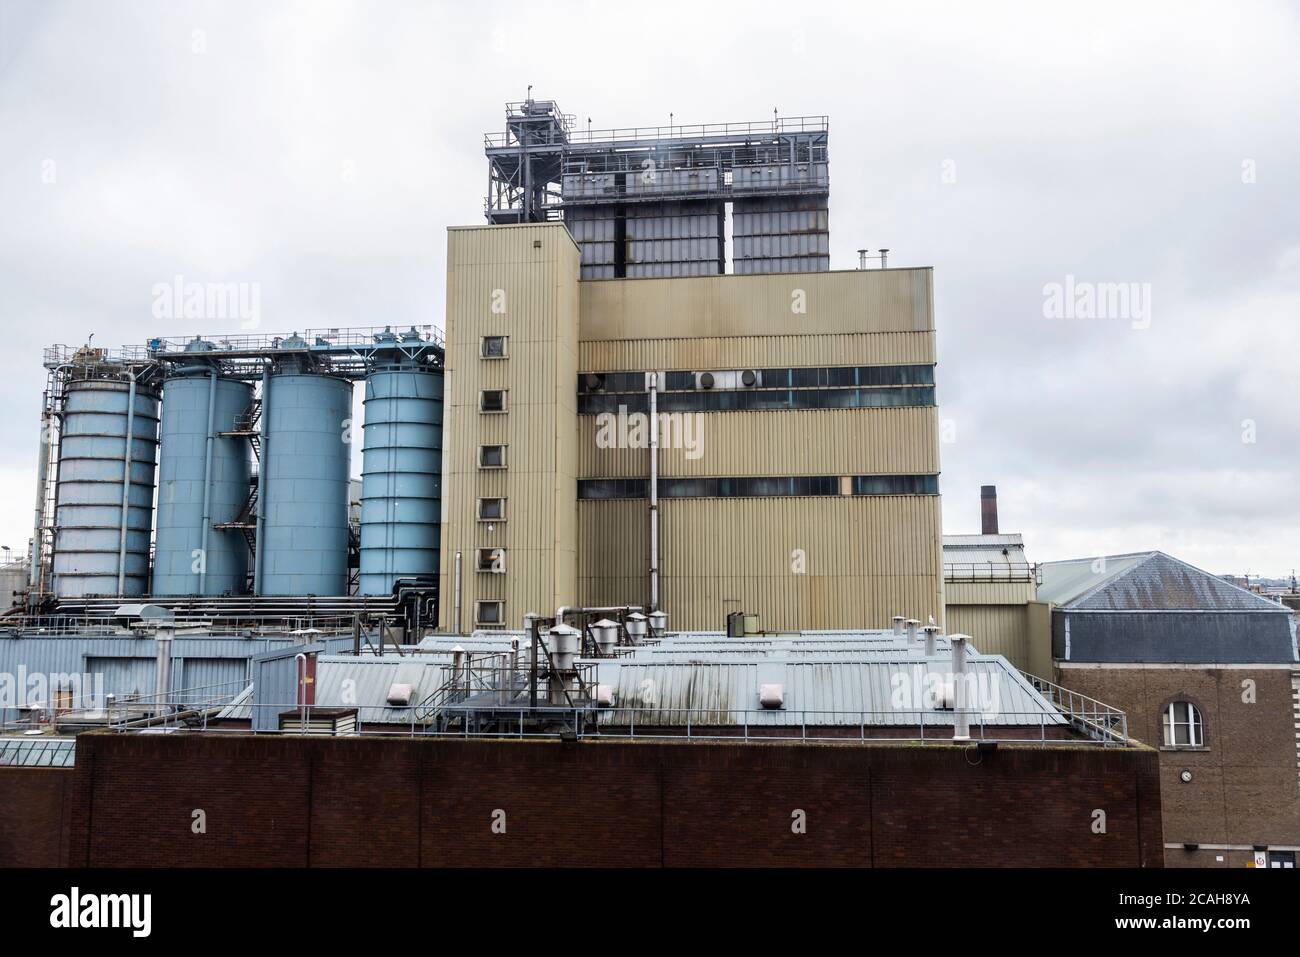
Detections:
[1, 0, 1297, 578]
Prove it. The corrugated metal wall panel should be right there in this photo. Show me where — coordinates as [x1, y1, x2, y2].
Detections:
[943, 581, 1037, 605]
[576, 495, 944, 631]
[578, 268, 933, 340]
[439, 225, 581, 629]
[578, 407, 938, 478]
[945, 605, 1031, 671]
[579, 331, 935, 371]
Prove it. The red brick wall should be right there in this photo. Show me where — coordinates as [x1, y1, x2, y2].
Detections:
[0, 767, 72, 868]
[28, 732, 1162, 868]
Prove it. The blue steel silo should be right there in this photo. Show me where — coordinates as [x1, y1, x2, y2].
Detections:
[52, 374, 160, 597]
[255, 335, 353, 596]
[358, 328, 444, 595]
[152, 338, 254, 596]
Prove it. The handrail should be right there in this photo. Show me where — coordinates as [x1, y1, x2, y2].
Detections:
[486, 115, 829, 149]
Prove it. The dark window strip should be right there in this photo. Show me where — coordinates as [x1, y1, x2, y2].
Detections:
[580, 364, 935, 394]
[579, 386, 935, 415]
[578, 474, 939, 500]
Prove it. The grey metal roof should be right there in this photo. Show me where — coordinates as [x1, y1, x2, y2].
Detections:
[942, 533, 1032, 579]
[312, 655, 449, 724]
[1039, 551, 1291, 611]
[594, 654, 1066, 728]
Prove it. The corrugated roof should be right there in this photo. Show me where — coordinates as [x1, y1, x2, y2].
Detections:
[313, 656, 449, 724]
[595, 654, 1065, 728]
[1039, 552, 1291, 611]
[942, 533, 1031, 580]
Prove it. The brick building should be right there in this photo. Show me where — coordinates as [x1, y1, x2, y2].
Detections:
[1040, 550, 1300, 868]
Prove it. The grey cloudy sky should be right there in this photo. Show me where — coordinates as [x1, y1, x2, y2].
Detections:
[1, 0, 1297, 577]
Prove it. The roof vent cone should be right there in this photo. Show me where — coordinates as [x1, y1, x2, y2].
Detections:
[923, 625, 941, 657]
[547, 624, 581, 672]
[857, 248, 868, 269]
[905, 618, 920, 644]
[625, 612, 648, 644]
[590, 618, 619, 655]
[892, 615, 905, 638]
[949, 633, 972, 742]
[980, 485, 999, 535]
[647, 609, 668, 637]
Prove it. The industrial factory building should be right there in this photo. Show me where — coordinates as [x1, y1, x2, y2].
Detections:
[0, 99, 1163, 872]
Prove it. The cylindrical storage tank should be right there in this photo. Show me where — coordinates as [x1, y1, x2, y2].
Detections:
[152, 366, 253, 596]
[258, 360, 352, 596]
[358, 345, 443, 595]
[52, 377, 160, 597]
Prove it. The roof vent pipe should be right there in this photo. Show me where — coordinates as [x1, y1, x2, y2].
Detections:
[923, 625, 940, 657]
[949, 633, 971, 742]
[892, 615, 905, 638]
[905, 619, 919, 644]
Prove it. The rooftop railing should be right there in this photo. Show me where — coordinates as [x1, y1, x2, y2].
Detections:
[486, 115, 829, 149]
[943, 562, 1035, 583]
[1023, 673, 1130, 745]
[96, 699, 1136, 748]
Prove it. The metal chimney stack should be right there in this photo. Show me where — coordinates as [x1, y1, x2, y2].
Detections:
[980, 485, 999, 535]
[949, 633, 971, 742]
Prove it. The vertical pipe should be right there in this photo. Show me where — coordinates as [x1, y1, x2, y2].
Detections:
[154, 624, 174, 715]
[452, 551, 462, 633]
[29, 399, 51, 598]
[648, 372, 659, 611]
[116, 370, 138, 595]
[197, 370, 218, 594]
[253, 364, 270, 595]
[951, 633, 970, 742]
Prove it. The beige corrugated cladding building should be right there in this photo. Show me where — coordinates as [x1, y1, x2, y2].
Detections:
[438, 222, 944, 632]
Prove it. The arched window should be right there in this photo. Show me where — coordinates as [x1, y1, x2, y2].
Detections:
[1163, 701, 1204, 747]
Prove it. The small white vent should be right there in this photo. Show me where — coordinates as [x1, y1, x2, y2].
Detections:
[759, 683, 785, 709]
[387, 683, 414, 706]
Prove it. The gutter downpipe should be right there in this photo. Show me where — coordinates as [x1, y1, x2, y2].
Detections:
[253, 363, 271, 596]
[116, 369, 138, 595]
[453, 551, 462, 633]
[648, 372, 659, 611]
[197, 369, 218, 594]
[29, 397, 52, 600]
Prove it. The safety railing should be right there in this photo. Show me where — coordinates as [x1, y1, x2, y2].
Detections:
[943, 562, 1035, 582]
[1023, 673, 1130, 745]
[101, 701, 1137, 747]
[488, 115, 829, 148]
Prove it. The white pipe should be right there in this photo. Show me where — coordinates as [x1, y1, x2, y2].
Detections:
[116, 370, 138, 595]
[452, 551, 462, 633]
[648, 372, 659, 611]
[154, 624, 174, 715]
[950, 633, 970, 741]
[906, 618, 919, 643]
[923, 625, 939, 657]
[892, 615, 904, 637]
